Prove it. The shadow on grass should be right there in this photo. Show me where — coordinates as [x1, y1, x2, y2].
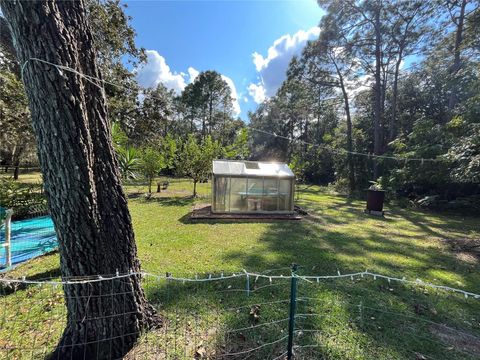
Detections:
[128, 192, 480, 359]
[134, 264, 480, 359]
[135, 196, 196, 207]
[215, 198, 479, 358]
[15, 261, 60, 281]
[178, 211, 300, 225]
[0, 261, 61, 295]
[2, 190, 479, 359]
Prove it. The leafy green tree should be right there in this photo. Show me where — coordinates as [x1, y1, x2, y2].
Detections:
[176, 135, 221, 197]
[248, 99, 290, 161]
[386, 1, 433, 141]
[158, 134, 178, 171]
[295, 32, 356, 189]
[0, 18, 36, 178]
[181, 70, 233, 140]
[88, 0, 145, 131]
[447, 123, 480, 184]
[224, 128, 250, 160]
[0, 70, 35, 179]
[443, 0, 468, 110]
[317, 0, 387, 178]
[135, 83, 176, 142]
[317, 0, 435, 179]
[248, 62, 339, 185]
[139, 147, 165, 194]
[180, 82, 202, 133]
[289, 154, 306, 183]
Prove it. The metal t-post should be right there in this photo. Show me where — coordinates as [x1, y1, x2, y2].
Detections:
[4, 209, 13, 268]
[287, 263, 298, 359]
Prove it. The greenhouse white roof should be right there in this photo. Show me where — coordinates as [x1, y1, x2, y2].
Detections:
[212, 160, 294, 178]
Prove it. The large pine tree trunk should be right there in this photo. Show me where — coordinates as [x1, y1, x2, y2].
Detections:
[390, 51, 403, 142]
[0, 1, 159, 358]
[337, 70, 355, 192]
[448, 0, 467, 110]
[373, 7, 383, 180]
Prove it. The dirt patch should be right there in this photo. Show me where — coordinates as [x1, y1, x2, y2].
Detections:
[126, 192, 143, 199]
[455, 252, 478, 265]
[127, 189, 193, 199]
[429, 324, 480, 357]
[445, 238, 480, 263]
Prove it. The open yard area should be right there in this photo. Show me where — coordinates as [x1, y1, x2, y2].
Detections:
[1, 176, 479, 359]
[2, 1, 479, 358]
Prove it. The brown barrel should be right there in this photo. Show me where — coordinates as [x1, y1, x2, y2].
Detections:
[366, 190, 385, 212]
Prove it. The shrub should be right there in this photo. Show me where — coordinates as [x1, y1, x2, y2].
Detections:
[0, 178, 47, 218]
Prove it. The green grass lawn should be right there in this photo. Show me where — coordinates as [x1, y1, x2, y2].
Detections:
[1, 174, 479, 359]
[0, 169, 43, 184]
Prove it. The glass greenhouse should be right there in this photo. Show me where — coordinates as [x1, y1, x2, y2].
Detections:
[212, 160, 295, 214]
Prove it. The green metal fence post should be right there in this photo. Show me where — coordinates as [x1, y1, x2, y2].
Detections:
[244, 269, 250, 296]
[358, 300, 364, 329]
[3, 209, 13, 268]
[287, 263, 298, 360]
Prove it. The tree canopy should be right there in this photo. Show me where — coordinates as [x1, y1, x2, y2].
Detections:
[1, 0, 479, 208]
[248, 0, 479, 206]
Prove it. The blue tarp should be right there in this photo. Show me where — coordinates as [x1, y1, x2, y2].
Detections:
[0, 215, 57, 268]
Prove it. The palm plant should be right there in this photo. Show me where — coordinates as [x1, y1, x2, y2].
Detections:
[117, 146, 140, 180]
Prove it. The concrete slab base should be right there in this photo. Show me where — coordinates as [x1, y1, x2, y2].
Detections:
[364, 209, 385, 217]
[191, 204, 302, 220]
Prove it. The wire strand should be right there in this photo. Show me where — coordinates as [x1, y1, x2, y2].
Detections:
[249, 127, 445, 163]
[19, 57, 445, 164]
[1, 269, 478, 299]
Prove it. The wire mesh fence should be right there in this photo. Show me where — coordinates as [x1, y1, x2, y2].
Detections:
[0, 209, 56, 270]
[0, 268, 479, 359]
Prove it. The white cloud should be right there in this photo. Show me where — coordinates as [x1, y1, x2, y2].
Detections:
[136, 50, 241, 116]
[247, 83, 267, 104]
[248, 27, 320, 104]
[136, 50, 187, 93]
[188, 67, 200, 83]
[344, 75, 371, 102]
[221, 75, 241, 117]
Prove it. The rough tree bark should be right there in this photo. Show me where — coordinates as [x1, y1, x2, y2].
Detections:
[0, 1, 159, 359]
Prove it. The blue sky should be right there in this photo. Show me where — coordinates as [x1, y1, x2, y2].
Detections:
[125, 0, 324, 119]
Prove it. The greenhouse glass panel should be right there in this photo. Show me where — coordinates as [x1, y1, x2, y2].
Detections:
[262, 178, 279, 211]
[278, 179, 293, 211]
[229, 177, 248, 212]
[246, 177, 263, 211]
[213, 176, 229, 212]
